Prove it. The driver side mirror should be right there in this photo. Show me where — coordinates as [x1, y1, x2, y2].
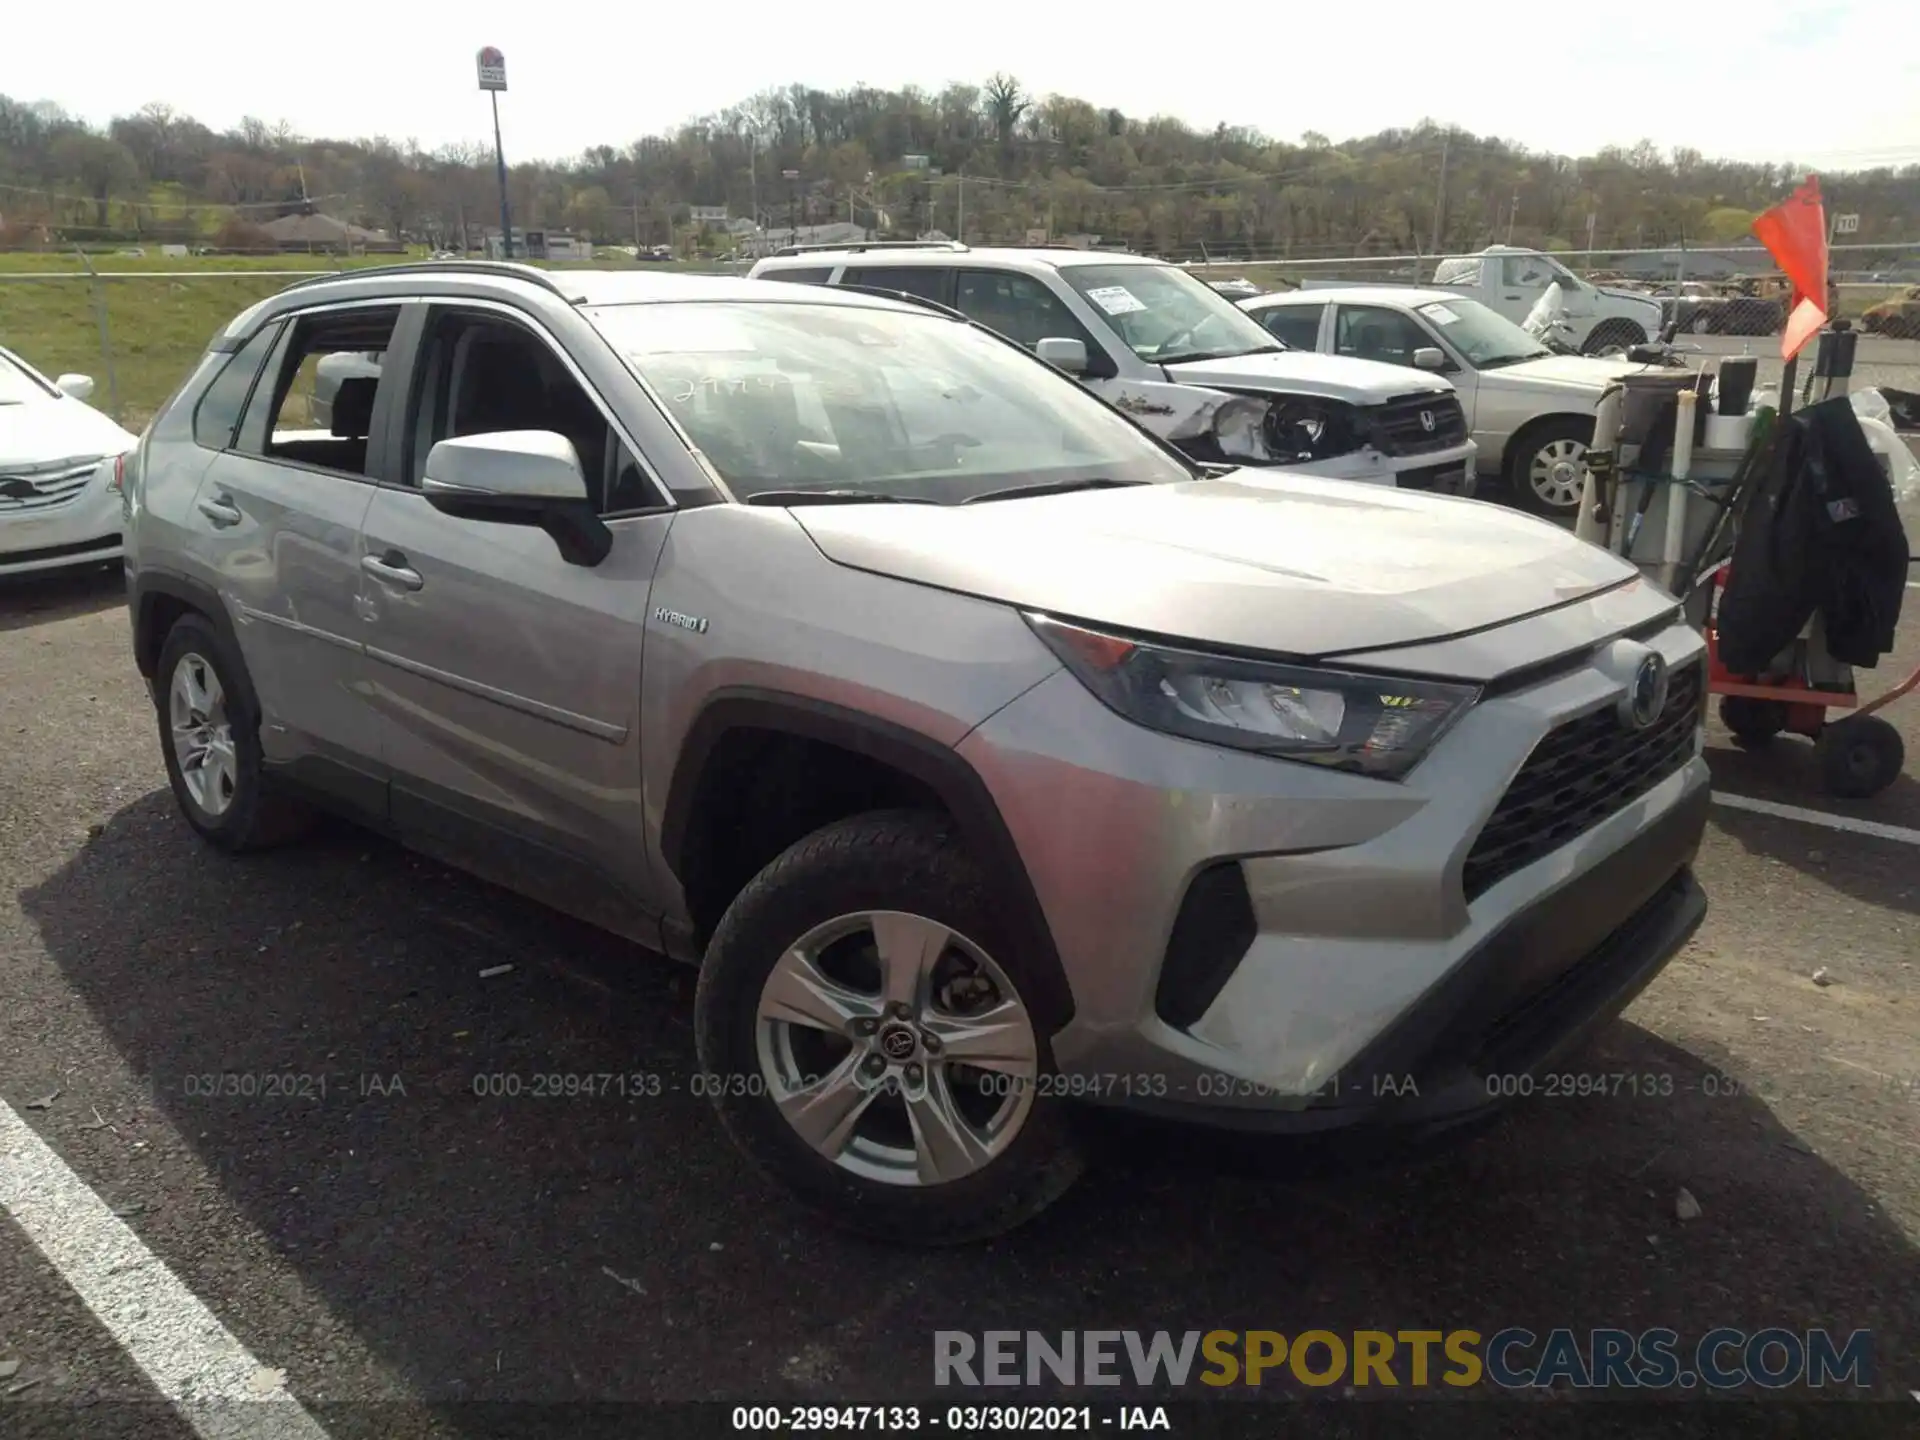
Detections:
[1035, 336, 1090, 375]
[422, 430, 612, 568]
[1411, 347, 1447, 371]
[1554, 273, 1580, 290]
[56, 373, 96, 401]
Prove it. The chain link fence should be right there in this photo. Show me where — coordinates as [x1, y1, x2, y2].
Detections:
[3, 243, 1917, 432]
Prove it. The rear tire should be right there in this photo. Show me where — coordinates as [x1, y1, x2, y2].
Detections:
[155, 613, 314, 851]
[694, 810, 1084, 1245]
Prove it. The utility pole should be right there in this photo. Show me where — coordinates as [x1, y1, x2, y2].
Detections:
[957, 173, 965, 243]
[782, 169, 799, 244]
[476, 47, 512, 258]
[749, 134, 759, 231]
[1429, 128, 1450, 255]
[1506, 188, 1518, 245]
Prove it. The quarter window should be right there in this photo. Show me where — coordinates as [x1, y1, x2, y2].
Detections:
[191, 322, 284, 451]
[1255, 305, 1324, 350]
[840, 266, 954, 305]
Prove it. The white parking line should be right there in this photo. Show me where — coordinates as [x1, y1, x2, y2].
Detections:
[0, 1100, 331, 1440]
[1713, 791, 1920, 846]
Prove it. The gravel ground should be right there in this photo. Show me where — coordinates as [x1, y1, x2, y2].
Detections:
[1, 498, 1917, 1432]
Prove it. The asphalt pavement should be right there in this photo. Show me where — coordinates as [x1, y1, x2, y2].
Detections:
[2, 495, 1918, 1434]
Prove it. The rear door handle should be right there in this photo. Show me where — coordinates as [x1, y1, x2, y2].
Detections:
[361, 552, 424, 592]
[196, 493, 242, 527]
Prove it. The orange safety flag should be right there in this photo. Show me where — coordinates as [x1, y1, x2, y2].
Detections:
[1750, 175, 1829, 361]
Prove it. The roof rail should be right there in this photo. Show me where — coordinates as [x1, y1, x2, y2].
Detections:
[771, 240, 967, 257]
[277, 259, 573, 298]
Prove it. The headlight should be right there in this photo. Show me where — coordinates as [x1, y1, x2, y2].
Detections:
[1026, 614, 1479, 779]
[1212, 397, 1275, 462]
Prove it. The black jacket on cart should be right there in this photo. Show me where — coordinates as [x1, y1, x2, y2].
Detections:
[1716, 397, 1909, 675]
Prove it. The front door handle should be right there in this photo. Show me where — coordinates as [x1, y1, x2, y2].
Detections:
[361, 552, 424, 592]
[196, 493, 242, 527]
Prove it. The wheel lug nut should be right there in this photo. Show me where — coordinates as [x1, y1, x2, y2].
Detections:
[853, 1017, 878, 1036]
[888, 1001, 913, 1020]
[922, 1034, 942, 1054]
[904, 1063, 923, 1084]
[862, 1054, 887, 1078]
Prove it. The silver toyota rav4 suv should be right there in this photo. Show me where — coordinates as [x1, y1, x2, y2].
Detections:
[122, 261, 1710, 1243]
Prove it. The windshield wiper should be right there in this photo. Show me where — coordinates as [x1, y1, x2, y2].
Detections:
[743, 489, 935, 507]
[1154, 344, 1284, 367]
[1477, 352, 1550, 370]
[961, 477, 1144, 505]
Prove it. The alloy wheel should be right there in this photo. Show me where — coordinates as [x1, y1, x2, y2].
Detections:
[754, 910, 1040, 1187]
[168, 652, 238, 817]
[1528, 437, 1590, 511]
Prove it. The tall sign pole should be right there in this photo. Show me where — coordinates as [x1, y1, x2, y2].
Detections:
[477, 47, 512, 259]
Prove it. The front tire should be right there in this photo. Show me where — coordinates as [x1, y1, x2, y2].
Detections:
[155, 613, 313, 850]
[1507, 416, 1596, 519]
[694, 810, 1084, 1244]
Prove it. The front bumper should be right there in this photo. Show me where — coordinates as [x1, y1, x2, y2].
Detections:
[1, 458, 124, 577]
[1292, 440, 1478, 494]
[956, 610, 1708, 1131]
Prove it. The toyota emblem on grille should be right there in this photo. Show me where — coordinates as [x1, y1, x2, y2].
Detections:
[1622, 652, 1669, 730]
[1419, 410, 1437, 432]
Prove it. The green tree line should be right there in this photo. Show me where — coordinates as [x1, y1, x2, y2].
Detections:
[2, 81, 1916, 258]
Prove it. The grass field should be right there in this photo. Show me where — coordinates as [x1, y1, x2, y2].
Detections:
[0, 250, 741, 428]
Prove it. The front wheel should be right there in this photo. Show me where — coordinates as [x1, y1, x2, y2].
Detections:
[1583, 321, 1647, 357]
[1507, 416, 1597, 519]
[694, 810, 1084, 1245]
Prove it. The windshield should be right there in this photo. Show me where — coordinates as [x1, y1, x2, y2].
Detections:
[0, 350, 57, 406]
[1415, 299, 1549, 369]
[587, 300, 1193, 503]
[1059, 264, 1282, 366]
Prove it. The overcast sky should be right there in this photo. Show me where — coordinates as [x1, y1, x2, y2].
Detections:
[6, 0, 1916, 171]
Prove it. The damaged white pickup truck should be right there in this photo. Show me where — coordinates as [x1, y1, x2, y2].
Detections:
[749, 244, 1479, 496]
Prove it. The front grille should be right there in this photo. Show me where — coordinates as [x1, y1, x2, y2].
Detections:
[1463, 661, 1703, 902]
[1370, 393, 1468, 456]
[0, 461, 98, 514]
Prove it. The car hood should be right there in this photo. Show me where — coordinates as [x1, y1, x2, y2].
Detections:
[1163, 349, 1452, 405]
[0, 398, 136, 471]
[1596, 286, 1663, 313]
[792, 472, 1638, 661]
[1481, 353, 1656, 394]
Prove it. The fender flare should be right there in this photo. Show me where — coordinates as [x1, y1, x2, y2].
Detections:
[130, 568, 237, 681]
[660, 688, 1075, 1030]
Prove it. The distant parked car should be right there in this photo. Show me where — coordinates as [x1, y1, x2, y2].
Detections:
[0, 347, 137, 578]
[1240, 287, 1662, 519]
[1862, 286, 1920, 338]
[1652, 282, 1784, 337]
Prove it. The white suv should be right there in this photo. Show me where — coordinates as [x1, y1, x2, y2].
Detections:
[750, 245, 1479, 497]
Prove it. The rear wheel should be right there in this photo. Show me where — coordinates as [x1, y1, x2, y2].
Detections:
[694, 810, 1083, 1244]
[1583, 320, 1647, 357]
[155, 613, 313, 850]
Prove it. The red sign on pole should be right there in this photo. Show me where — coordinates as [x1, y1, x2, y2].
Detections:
[477, 47, 507, 92]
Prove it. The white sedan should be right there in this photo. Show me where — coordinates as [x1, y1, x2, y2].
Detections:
[0, 348, 138, 578]
[1240, 287, 1660, 519]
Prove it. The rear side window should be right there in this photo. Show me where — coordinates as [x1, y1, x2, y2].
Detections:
[840, 266, 953, 305]
[1255, 305, 1323, 350]
[191, 322, 283, 451]
[762, 267, 832, 285]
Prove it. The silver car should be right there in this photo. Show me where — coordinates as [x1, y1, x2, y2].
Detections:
[122, 261, 1710, 1243]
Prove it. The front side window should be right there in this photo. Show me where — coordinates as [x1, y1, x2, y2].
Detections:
[587, 299, 1192, 503]
[1059, 263, 1281, 366]
[842, 267, 953, 305]
[953, 270, 1090, 351]
[1333, 306, 1434, 367]
[1254, 304, 1324, 350]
